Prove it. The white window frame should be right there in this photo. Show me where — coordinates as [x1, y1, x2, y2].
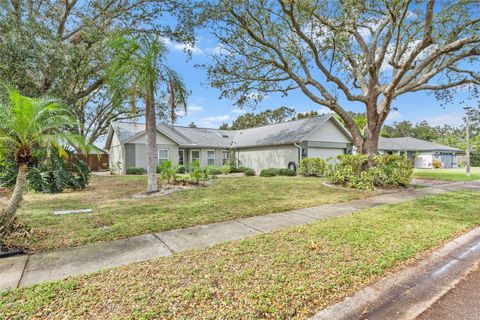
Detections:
[222, 150, 230, 165]
[206, 150, 215, 166]
[191, 149, 200, 164]
[178, 149, 185, 165]
[158, 149, 169, 165]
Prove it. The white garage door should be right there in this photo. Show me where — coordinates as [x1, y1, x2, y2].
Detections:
[307, 148, 345, 162]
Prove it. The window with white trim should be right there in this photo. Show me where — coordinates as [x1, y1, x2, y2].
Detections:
[191, 150, 200, 164]
[158, 149, 169, 165]
[207, 150, 215, 166]
[222, 150, 230, 165]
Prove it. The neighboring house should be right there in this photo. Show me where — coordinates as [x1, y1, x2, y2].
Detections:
[104, 114, 353, 174]
[378, 137, 463, 168]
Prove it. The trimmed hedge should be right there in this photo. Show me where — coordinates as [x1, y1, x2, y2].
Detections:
[230, 166, 250, 173]
[299, 158, 326, 177]
[278, 168, 295, 176]
[327, 154, 413, 190]
[244, 169, 256, 176]
[126, 167, 146, 175]
[260, 168, 295, 177]
[260, 168, 277, 177]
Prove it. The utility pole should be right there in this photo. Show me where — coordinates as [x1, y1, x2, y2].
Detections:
[463, 107, 472, 177]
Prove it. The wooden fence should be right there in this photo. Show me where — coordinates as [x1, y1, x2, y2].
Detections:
[73, 154, 109, 171]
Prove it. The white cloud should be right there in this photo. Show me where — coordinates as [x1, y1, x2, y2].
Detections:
[386, 110, 402, 122]
[232, 108, 246, 114]
[317, 107, 333, 114]
[162, 37, 203, 55]
[204, 44, 230, 55]
[425, 112, 464, 127]
[188, 104, 203, 112]
[197, 115, 230, 127]
[176, 103, 203, 117]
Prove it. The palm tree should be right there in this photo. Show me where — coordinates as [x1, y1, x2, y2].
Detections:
[0, 88, 86, 240]
[108, 35, 188, 193]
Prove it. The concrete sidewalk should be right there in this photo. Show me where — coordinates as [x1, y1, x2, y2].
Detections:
[1, 180, 478, 291]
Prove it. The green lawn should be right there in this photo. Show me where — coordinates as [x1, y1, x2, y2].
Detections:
[413, 167, 480, 181]
[1, 191, 478, 319]
[2, 175, 372, 253]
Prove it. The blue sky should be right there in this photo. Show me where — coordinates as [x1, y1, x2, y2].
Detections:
[163, 34, 471, 129]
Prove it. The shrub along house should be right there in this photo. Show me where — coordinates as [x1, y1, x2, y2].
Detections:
[378, 137, 462, 168]
[105, 115, 354, 174]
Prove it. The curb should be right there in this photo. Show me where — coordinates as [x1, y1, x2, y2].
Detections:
[310, 227, 480, 320]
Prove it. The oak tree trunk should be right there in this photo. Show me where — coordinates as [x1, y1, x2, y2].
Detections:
[145, 84, 158, 193]
[0, 163, 28, 241]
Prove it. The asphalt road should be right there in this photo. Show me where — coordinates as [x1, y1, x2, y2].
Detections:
[417, 266, 480, 320]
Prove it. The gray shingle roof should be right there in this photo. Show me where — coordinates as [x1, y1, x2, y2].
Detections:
[109, 114, 339, 149]
[174, 126, 235, 148]
[109, 119, 460, 153]
[232, 114, 332, 147]
[379, 137, 462, 152]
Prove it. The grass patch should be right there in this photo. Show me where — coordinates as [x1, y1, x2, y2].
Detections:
[413, 167, 480, 181]
[1, 191, 479, 319]
[2, 175, 371, 252]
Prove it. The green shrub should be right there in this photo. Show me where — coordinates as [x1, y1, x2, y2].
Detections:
[244, 168, 255, 176]
[158, 160, 176, 184]
[189, 160, 202, 183]
[205, 166, 222, 175]
[299, 158, 326, 177]
[0, 151, 91, 193]
[327, 154, 413, 190]
[175, 165, 186, 174]
[230, 166, 252, 173]
[432, 159, 442, 169]
[126, 167, 145, 175]
[471, 155, 480, 166]
[278, 168, 295, 176]
[220, 165, 231, 175]
[260, 168, 277, 177]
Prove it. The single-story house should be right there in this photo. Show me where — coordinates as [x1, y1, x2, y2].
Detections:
[378, 137, 463, 168]
[105, 114, 354, 174]
[105, 115, 463, 173]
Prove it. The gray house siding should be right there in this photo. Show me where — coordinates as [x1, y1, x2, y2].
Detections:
[304, 119, 351, 143]
[237, 145, 300, 173]
[125, 144, 136, 168]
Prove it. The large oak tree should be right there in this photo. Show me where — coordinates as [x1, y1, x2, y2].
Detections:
[0, 0, 195, 144]
[202, 0, 480, 154]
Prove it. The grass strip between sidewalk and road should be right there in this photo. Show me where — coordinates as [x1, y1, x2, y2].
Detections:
[1, 191, 479, 319]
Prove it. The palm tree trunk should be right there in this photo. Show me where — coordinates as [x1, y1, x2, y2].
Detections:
[146, 83, 158, 193]
[0, 163, 27, 241]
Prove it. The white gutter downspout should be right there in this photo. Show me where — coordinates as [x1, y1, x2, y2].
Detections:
[294, 142, 302, 169]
